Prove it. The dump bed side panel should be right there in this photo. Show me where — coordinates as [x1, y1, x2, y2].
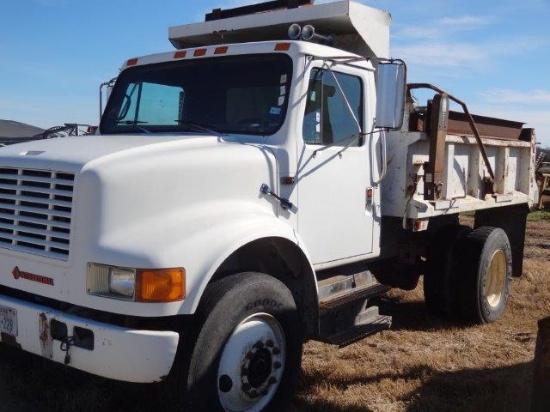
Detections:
[382, 130, 537, 219]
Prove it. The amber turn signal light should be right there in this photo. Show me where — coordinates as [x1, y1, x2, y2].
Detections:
[135, 268, 185, 302]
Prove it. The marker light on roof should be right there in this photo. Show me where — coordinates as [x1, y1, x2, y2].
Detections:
[274, 43, 291, 51]
[214, 46, 229, 55]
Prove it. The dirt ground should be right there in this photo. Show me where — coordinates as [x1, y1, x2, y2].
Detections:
[0, 209, 548, 412]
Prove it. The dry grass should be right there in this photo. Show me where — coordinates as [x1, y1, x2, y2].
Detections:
[295, 209, 550, 412]
[0, 210, 548, 411]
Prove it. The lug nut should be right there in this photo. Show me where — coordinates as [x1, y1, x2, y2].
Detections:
[249, 389, 259, 398]
[272, 347, 281, 355]
[253, 340, 264, 349]
[268, 376, 277, 385]
[273, 361, 282, 369]
[266, 339, 274, 347]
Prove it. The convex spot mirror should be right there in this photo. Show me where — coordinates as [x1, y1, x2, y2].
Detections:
[375, 60, 407, 130]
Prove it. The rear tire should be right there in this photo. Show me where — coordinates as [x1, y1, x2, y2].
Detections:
[455, 227, 512, 323]
[167, 272, 303, 412]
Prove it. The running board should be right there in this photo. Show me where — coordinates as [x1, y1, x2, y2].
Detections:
[320, 283, 390, 312]
[316, 268, 392, 347]
[318, 270, 390, 313]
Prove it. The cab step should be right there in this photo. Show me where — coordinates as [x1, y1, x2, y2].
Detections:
[316, 268, 392, 347]
[318, 270, 390, 313]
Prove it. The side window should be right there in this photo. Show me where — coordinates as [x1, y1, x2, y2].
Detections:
[302, 69, 363, 146]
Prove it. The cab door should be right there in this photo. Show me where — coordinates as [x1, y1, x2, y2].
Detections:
[296, 65, 375, 266]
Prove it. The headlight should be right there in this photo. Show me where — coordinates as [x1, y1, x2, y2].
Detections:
[109, 267, 136, 299]
[87, 263, 185, 302]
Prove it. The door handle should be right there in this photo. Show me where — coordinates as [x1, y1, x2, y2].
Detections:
[260, 184, 293, 211]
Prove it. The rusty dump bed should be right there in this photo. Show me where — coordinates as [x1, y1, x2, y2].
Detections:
[409, 110, 530, 142]
[381, 86, 538, 220]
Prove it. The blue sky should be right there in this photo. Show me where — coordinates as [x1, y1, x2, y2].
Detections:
[1, 0, 549, 146]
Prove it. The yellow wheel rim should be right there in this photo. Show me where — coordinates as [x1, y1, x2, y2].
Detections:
[484, 249, 507, 308]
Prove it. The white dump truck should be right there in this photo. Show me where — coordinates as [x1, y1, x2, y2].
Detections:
[0, 1, 538, 411]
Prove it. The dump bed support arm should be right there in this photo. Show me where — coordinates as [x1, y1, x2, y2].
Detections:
[408, 83, 495, 183]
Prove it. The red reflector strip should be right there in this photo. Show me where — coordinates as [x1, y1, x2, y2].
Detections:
[214, 46, 229, 55]
[126, 58, 139, 66]
[194, 48, 207, 57]
[174, 51, 187, 59]
[274, 43, 291, 51]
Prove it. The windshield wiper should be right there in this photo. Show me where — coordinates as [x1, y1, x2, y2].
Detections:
[175, 120, 222, 137]
[117, 120, 151, 134]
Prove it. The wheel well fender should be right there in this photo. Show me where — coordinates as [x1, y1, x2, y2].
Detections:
[209, 237, 318, 338]
[179, 211, 319, 337]
[474, 204, 529, 277]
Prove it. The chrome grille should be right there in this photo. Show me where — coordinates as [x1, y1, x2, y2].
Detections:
[0, 168, 74, 260]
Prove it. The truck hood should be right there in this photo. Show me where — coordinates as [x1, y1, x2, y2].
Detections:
[0, 134, 221, 172]
[0, 131, 282, 316]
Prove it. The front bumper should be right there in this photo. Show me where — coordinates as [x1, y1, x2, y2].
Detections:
[0, 294, 180, 383]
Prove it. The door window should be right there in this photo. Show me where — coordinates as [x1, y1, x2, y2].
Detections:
[302, 68, 363, 146]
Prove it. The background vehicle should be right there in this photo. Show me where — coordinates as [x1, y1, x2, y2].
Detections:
[0, 1, 537, 411]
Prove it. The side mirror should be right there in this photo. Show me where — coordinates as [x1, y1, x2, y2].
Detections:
[375, 60, 407, 130]
[99, 77, 117, 119]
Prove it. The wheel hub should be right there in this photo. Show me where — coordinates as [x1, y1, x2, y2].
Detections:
[217, 313, 285, 412]
[246, 345, 272, 388]
[484, 249, 507, 308]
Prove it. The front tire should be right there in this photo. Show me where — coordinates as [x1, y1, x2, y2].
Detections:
[171, 272, 303, 412]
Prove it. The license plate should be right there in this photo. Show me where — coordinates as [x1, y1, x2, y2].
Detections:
[0, 305, 17, 337]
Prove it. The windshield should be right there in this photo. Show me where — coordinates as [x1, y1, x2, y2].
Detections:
[100, 54, 292, 136]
